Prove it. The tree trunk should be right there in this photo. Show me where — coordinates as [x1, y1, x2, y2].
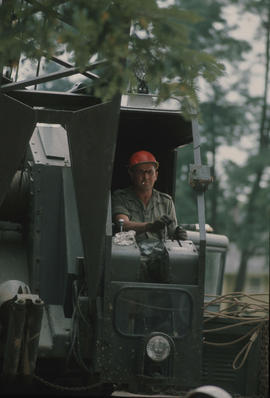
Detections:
[234, 248, 250, 292]
[233, 8, 269, 291]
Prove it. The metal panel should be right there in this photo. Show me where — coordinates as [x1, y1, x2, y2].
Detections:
[29, 123, 71, 166]
[62, 167, 84, 275]
[102, 282, 202, 387]
[111, 243, 141, 282]
[38, 124, 66, 160]
[8, 89, 100, 111]
[30, 164, 66, 303]
[67, 96, 121, 299]
[62, 167, 84, 316]
[0, 93, 35, 207]
[30, 123, 70, 166]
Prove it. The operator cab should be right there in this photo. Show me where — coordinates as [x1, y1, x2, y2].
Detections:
[112, 93, 192, 198]
[110, 94, 199, 291]
[111, 93, 229, 298]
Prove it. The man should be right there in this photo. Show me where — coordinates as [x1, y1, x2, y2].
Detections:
[112, 150, 187, 242]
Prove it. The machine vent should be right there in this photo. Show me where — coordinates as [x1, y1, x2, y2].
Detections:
[203, 344, 237, 384]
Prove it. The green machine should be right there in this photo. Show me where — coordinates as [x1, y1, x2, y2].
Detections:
[0, 87, 206, 394]
[0, 84, 267, 397]
[0, 17, 268, 398]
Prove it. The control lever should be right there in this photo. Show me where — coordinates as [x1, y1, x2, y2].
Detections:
[118, 218, 124, 233]
[176, 239, 182, 247]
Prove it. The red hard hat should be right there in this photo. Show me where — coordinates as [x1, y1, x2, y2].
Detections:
[128, 150, 159, 169]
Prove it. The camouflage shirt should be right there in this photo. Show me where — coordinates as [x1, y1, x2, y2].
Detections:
[112, 186, 178, 241]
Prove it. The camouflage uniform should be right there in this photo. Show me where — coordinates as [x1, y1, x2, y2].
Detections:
[112, 186, 178, 241]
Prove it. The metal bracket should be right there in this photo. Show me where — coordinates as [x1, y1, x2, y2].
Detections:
[189, 164, 213, 192]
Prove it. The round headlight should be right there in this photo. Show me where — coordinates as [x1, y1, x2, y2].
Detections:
[146, 335, 171, 362]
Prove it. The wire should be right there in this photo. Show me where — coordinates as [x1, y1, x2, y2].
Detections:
[202, 292, 269, 370]
[66, 280, 92, 373]
[232, 328, 262, 370]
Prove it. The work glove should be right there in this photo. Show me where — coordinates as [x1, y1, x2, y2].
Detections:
[148, 215, 173, 233]
[172, 226, 188, 241]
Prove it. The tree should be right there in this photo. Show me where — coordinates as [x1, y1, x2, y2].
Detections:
[174, 0, 269, 294]
[173, 0, 252, 231]
[200, 0, 269, 291]
[219, 0, 270, 292]
[0, 0, 225, 114]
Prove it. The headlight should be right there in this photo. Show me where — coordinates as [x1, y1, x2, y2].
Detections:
[146, 335, 171, 362]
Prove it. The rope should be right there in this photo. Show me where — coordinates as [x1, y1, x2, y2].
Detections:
[203, 323, 261, 347]
[203, 292, 269, 370]
[232, 329, 261, 370]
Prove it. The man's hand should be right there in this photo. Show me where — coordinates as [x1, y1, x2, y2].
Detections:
[148, 215, 173, 233]
[173, 226, 188, 241]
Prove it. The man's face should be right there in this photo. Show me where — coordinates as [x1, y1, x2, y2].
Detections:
[129, 163, 158, 191]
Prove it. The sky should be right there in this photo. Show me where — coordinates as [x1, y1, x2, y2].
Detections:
[222, 5, 265, 98]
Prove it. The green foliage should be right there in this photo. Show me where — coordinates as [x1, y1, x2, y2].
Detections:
[173, 1, 269, 291]
[174, 0, 252, 62]
[223, 149, 270, 252]
[171, 0, 254, 232]
[0, 0, 225, 113]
